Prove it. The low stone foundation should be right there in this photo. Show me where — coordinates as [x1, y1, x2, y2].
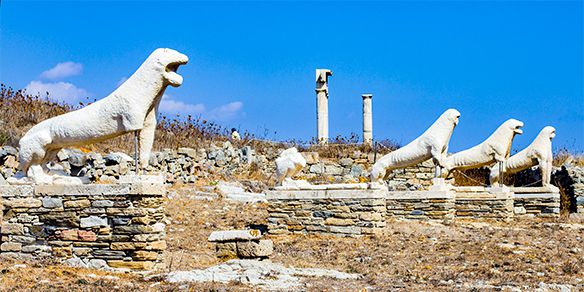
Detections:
[454, 187, 514, 221]
[0, 177, 166, 271]
[512, 187, 560, 218]
[386, 190, 455, 222]
[266, 185, 386, 237]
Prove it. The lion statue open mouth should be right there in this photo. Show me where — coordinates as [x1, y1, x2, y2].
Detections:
[10, 48, 188, 185]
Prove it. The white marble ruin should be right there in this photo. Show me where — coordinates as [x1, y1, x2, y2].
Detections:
[362, 94, 373, 146]
[315, 69, 332, 144]
[443, 118, 524, 177]
[275, 147, 309, 187]
[9, 48, 188, 185]
[490, 126, 557, 189]
[370, 109, 461, 183]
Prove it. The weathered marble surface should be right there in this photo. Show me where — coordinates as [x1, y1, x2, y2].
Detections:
[444, 119, 524, 177]
[371, 109, 460, 182]
[12, 48, 188, 184]
[490, 126, 556, 189]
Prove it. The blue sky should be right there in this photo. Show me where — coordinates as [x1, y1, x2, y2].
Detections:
[1, 1, 582, 152]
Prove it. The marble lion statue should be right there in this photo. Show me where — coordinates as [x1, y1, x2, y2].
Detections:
[13, 48, 188, 184]
[489, 126, 556, 187]
[370, 109, 461, 183]
[443, 118, 524, 178]
[275, 147, 308, 186]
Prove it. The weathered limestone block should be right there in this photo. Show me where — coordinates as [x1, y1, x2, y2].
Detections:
[1, 223, 24, 235]
[216, 242, 237, 258]
[42, 197, 63, 208]
[64, 199, 91, 209]
[1, 242, 22, 252]
[107, 260, 155, 270]
[80, 216, 108, 228]
[4, 198, 42, 208]
[236, 240, 273, 258]
[208, 230, 262, 242]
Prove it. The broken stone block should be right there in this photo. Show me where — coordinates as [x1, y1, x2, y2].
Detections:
[216, 242, 237, 258]
[236, 240, 273, 258]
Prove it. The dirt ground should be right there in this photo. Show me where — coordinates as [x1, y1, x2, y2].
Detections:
[1, 193, 583, 291]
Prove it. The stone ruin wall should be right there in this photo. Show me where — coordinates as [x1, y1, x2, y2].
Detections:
[0, 182, 166, 271]
[0, 144, 582, 212]
[0, 144, 436, 191]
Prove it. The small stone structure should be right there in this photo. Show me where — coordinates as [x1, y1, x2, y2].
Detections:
[0, 176, 166, 270]
[208, 229, 273, 259]
[266, 184, 386, 237]
[512, 187, 560, 218]
[454, 187, 514, 221]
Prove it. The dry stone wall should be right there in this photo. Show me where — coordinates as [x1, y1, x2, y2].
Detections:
[386, 190, 455, 222]
[0, 180, 166, 271]
[567, 166, 584, 214]
[266, 188, 387, 237]
[454, 188, 514, 221]
[0, 145, 434, 191]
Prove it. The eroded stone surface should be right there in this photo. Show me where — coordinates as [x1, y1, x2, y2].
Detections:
[164, 259, 360, 290]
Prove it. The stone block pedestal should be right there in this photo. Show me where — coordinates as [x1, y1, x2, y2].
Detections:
[386, 190, 455, 223]
[511, 187, 560, 218]
[0, 176, 166, 271]
[266, 184, 387, 237]
[454, 186, 514, 221]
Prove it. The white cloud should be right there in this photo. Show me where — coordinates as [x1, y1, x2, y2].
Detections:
[24, 81, 89, 103]
[158, 95, 243, 122]
[209, 101, 244, 121]
[159, 94, 206, 115]
[40, 61, 83, 80]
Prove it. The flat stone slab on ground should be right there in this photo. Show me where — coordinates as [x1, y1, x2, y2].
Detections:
[163, 259, 360, 290]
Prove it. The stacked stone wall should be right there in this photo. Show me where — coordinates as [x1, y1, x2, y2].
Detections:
[513, 194, 560, 218]
[0, 145, 435, 191]
[386, 191, 455, 222]
[0, 181, 165, 271]
[454, 189, 514, 221]
[266, 189, 386, 237]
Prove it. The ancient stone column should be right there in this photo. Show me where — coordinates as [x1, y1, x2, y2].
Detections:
[362, 94, 373, 146]
[315, 69, 332, 144]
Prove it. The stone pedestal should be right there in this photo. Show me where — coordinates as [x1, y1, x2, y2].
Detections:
[0, 176, 166, 271]
[511, 186, 560, 218]
[386, 190, 455, 223]
[454, 186, 514, 221]
[266, 184, 386, 237]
